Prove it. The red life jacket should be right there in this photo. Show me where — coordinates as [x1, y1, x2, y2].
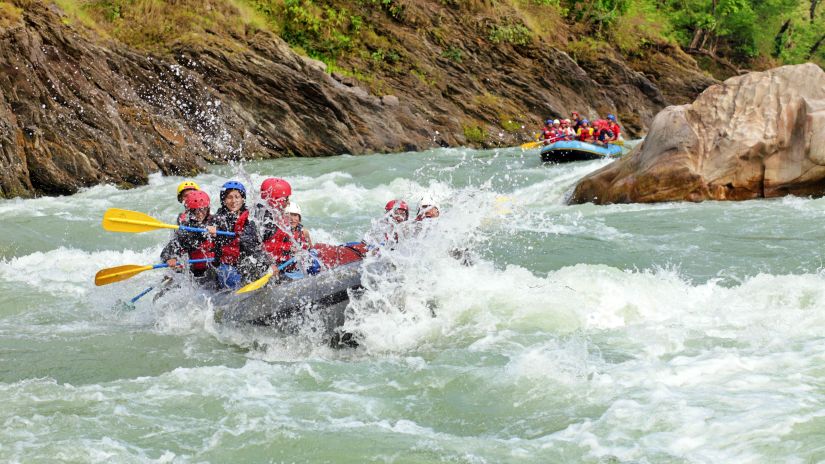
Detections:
[263, 223, 310, 263]
[178, 213, 215, 271]
[189, 240, 214, 271]
[609, 122, 621, 138]
[262, 226, 293, 263]
[219, 210, 249, 265]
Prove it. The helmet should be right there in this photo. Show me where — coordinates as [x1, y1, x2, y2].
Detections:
[184, 190, 210, 210]
[607, 114, 616, 121]
[284, 202, 302, 217]
[544, 119, 552, 126]
[220, 181, 246, 203]
[581, 119, 590, 125]
[563, 118, 571, 124]
[260, 178, 291, 200]
[385, 199, 409, 212]
[553, 119, 560, 125]
[176, 180, 200, 202]
[572, 111, 579, 116]
[419, 194, 439, 211]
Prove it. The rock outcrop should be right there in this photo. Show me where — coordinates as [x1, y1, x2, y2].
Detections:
[568, 64, 825, 204]
[0, 1, 715, 198]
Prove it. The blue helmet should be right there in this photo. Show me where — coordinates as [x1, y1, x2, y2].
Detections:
[582, 119, 590, 125]
[545, 119, 553, 125]
[607, 114, 616, 121]
[220, 180, 246, 202]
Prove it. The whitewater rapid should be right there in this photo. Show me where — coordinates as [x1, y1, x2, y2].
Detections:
[1, 147, 824, 463]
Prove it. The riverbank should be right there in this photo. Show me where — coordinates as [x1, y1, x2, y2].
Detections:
[0, 0, 717, 198]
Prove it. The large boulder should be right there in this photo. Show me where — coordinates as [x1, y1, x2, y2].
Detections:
[568, 64, 825, 204]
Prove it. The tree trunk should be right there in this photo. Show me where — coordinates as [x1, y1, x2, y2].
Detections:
[773, 19, 791, 57]
[699, 30, 711, 50]
[812, 0, 821, 21]
[689, 28, 705, 49]
[808, 33, 825, 58]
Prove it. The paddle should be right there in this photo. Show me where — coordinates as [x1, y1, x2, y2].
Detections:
[519, 140, 542, 150]
[102, 208, 235, 236]
[129, 286, 155, 303]
[235, 258, 295, 295]
[521, 135, 569, 150]
[94, 258, 209, 286]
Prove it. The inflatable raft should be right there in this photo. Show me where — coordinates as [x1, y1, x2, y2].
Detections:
[213, 243, 370, 336]
[540, 140, 622, 163]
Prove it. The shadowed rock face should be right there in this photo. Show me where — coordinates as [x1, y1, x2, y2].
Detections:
[0, 2, 713, 198]
[569, 64, 825, 205]
[0, 4, 436, 197]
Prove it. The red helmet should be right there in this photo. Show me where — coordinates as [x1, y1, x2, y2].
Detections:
[385, 199, 409, 211]
[184, 190, 210, 210]
[260, 178, 292, 200]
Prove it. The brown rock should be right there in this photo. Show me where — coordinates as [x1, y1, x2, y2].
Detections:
[382, 95, 399, 107]
[569, 64, 825, 205]
[0, 0, 717, 198]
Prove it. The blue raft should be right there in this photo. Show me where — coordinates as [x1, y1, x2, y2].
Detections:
[540, 140, 623, 163]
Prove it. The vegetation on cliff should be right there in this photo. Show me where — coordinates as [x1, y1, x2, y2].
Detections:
[0, 0, 817, 198]
[44, 0, 824, 84]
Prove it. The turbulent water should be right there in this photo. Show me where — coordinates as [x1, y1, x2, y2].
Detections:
[2, 147, 824, 463]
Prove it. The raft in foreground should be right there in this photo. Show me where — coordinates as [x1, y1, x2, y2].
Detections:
[213, 243, 369, 336]
[540, 140, 622, 163]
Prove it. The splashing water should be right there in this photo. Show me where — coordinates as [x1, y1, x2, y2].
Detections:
[1, 147, 824, 462]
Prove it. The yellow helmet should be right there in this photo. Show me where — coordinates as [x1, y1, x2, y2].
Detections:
[176, 180, 200, 202]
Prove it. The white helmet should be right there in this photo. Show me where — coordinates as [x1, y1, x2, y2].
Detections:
[553, 119, 560, 125]
[285, 202, 302, 217]
[419, 194, 439, 211]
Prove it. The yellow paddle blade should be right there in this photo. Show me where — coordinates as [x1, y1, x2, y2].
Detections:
[95, 264, 154, 286]
[235, 271, 273, 295]
[520, 141, 542, 150]
[102, 208, 178, 233]
[612, 139, 625, 146]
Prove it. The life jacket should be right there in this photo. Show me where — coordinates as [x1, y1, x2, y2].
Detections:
[262, 225, 293, 263]
[189, 242, 214, 271]
[219, 210, 249, 265]
[609, 122, 621, 137]
[577, 127, 594, 141]
[178, 212, 215, 271]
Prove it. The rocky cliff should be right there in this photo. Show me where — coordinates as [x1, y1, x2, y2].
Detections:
[0, 0, 715, 198]
[568, 64, 825, 204]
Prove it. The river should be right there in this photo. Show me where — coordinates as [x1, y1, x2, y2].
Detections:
[1, 147, 824, 463]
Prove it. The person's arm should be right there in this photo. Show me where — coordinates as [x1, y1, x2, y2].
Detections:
[208, 216, 230, 246]
[160, 231, 184, 267]
[303, 229, 313, 248]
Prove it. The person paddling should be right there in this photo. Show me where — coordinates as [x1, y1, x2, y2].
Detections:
[160, 190, 214, 281]
[282, 202, 321, 275]
[175, 180, 200, 225]
[285, 202, 312, 249]
[364, 199, 410, 248]
[255, 178, 296, 277]
[207, 181, 264, 289]
[416, 194, 440, 221]
[606, 114, 621, 143]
